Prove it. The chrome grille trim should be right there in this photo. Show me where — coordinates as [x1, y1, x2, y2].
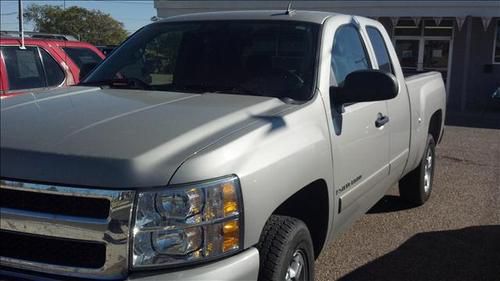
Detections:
[0, 208, 109, 241]
[0, 179, 135, 280]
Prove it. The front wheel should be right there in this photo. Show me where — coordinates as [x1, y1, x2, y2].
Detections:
[399, 134, 436, 205]
[257, 215, 315, 281]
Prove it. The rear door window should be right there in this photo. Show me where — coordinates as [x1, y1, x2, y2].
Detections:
[40, 48, 65, 86]
[366, 27, 394, 74]
[62, 47, 103, 69]
[1, 46, 45, 90]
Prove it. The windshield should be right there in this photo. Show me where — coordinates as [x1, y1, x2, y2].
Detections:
[83, 21, 320, 101]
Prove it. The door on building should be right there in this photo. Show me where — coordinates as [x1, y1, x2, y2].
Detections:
[393, 18, 454, 86]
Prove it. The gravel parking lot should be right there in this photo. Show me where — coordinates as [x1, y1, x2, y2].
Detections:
[315, 126, 500, 281]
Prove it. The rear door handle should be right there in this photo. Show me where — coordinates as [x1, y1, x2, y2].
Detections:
[375, 113, 389, 128]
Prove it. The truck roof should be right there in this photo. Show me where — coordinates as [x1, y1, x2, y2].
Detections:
[158, 10, 339, 24]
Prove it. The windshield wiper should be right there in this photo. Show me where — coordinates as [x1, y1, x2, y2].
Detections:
[212, 88, 260, 96]
[172, 87, 260, 96]
[79, 78, 151, 90]
[162, 84, 217, 94]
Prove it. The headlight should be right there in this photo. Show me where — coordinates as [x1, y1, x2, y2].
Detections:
[132, 176, 242, 268]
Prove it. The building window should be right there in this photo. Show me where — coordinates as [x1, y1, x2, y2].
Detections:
[394, 18, 454, 37]
[394, 19, 421, 36]
[394, 40, 419, 70]
[494, 20, 500, 64]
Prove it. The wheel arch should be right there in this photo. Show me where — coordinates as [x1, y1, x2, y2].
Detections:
[428, 109, 443, 144]
[270, 179, 330, 259]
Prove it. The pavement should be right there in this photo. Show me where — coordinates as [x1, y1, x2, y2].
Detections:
[315, 125, 500, 281]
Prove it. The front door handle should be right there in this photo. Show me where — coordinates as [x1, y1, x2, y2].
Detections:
[375, 113, 389, 128]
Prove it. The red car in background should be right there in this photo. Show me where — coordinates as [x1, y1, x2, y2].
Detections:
[0, 33, 105, 97]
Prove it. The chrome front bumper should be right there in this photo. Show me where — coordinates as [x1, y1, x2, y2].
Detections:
[0, 248, 260, 281]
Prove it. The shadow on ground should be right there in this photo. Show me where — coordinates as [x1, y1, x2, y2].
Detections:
[339, 225, 500, 281]
[367, 195, 416, 214]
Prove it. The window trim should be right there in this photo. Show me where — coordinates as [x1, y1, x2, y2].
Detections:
[38, 47, 67, 88]
[35, 47, 50, 88]
[330, 23, 373, 87]
[365, 25, 395, 75]
[493, 19, 500, 64]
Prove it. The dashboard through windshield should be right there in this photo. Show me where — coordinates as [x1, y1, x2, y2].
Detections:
[83, 20, 320, 101]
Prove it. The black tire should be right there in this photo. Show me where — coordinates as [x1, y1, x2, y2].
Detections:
[257, 215, 315, 281]
[399, 134, 436, 205]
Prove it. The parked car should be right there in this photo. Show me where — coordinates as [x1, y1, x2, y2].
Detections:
[0, 35, 105, 97]
[0, 11, 446, 281]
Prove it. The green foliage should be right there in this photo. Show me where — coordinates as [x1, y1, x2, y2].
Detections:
[24, 4, 128, 45]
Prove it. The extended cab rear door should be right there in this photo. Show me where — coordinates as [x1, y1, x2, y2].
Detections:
[320, 16, 391, 231]
[364, 23, 412, 182]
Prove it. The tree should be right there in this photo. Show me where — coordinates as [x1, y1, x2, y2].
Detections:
[24, 4, 128, 45]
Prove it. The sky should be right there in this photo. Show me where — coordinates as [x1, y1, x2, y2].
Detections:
[0, 0, 156, 34]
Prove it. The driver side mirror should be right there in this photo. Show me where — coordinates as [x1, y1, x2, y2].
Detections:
[330, 70, 399, 105]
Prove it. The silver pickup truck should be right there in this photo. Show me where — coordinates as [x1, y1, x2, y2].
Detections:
[0, 10, 445, 281]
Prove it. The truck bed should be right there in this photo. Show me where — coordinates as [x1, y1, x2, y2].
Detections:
[403, 71, 446, 175]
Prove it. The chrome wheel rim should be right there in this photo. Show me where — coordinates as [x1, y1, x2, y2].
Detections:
[423, 147, 433, 193]
[285, 249, 307, 281]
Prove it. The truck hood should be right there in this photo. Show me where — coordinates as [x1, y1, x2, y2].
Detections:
[1, 87, 290, 188]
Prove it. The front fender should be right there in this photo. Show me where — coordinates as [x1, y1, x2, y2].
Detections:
[168, 96, 334, 249]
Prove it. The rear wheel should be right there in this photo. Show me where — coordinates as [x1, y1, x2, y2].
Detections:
[257, 215, 314, 281]
[399, 134, 436, 205]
